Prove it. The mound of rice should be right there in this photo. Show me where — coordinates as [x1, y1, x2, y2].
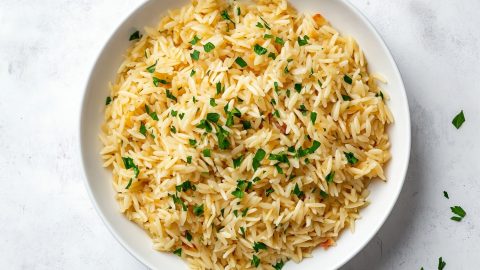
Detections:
[100, 0, 393, 269]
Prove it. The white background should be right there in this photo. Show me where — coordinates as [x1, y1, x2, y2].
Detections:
[1, 0, 479, 269]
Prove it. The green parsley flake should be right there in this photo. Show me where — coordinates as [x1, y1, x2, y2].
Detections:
[186, 156, 192, 164]
[231, 188, 244, 199]
[153, 77, 168, 86]
[320, 190, 328, 198]
[179, 113, 185, 120]
[203, 149, 211, 157]
[193, 204, 204, 216]
[122, 157, 139, 178]
[203, 42, 215, 52]
[260, 17, 271, 29]
[293, 183, 304, 198]
[297, 35, 309, 46]
[216, 126, 230, 150]
[452, 110, 465, 129]
[344, 152, 358, 164]
[241, 120, 252, 130]
[139, 123, 147, 136]
[220, 10, 235, 25]
[438, 257, 446, 270]
[294, 83, 302, 93]
[206, 113, 220, 123]
[125, 178, 133, 189]
[273, 260, 285, 270]
[190, 35, 200, 45]
[190, 69, 196, 77]
[171, 110, 178, 117]
[191, 50, 200, 61]
[129, 30, 141, 41]
[254, 44, 268, 55]
[216, 82, 223, 95]
[233, 156, 243, 168]
[343, 75, 353, 84]
[310, 112, 317, 124]
[443, 191, 449, 199]
[170, 126, 177, 134]
[185, 231, 192, 241]
[166, 90, 177, 102]
[269, 153, 289, 163]
[275, 36, 285, 45]
[235, 57, 248, 68]
[173, 248, 182, 257]
[450, 206, 466, 221]
[326, 171, 335, 183]
[264, 34, 273, 39]
[253, 242, 267, 252]
[256, 22, 264, 28]
[252, 148, 266, 171]
[150, 112, 159, 121]
[146, 60, 157, 73]
[189, 139, 197, 146]
[342, 95, 352, 101]
[105, 96, 112, 105]
[210, 98, 217, 106]
[251, 255, 260, 267]
[266, 188, 274, 196]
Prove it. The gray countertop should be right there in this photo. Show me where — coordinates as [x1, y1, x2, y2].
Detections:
[1, 0, 479, 269]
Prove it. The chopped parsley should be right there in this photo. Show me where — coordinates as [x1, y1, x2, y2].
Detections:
[146, 60, 157, 73]
[310, 112, 317, 124]
[105, 96, 112, 105]
[343, 75, 353, 84]
[293, 183, 304, 198]
[299, 104, 308, 116]
[216, 126, 230, 150]
[260, 17, 271, 29]
[173, 248, 182, 257]
[450, 206, 466, 222]
[242, 207, 249, 217]
[186, 156, 192, 164]
[240, 226, 246, 237]
[275, 36, 285, 45]
[268, 52, 276, 60]
[443, 191, 449, 199]
[203, 149, 211, 157]
[209, 98, 217, 106]
[197, 119, 212, 132]
[326, 171, 335, 183]
[179, 113, 185, 120]
[193, 204, 204, 216]
[269, 153, 289, 164]
[166, 90, 177, 102]
[233, 209, 238, 217]
[252, 148, 266, 171]
[320, 190, 328, 198]
[264, 34, 273, 39]
[190, 35, 200, 45]
[176, 180, 195, 192]
[170, 126, 177, 134]
[190, 69, 196, 77]
[297, 35, 309, 46]
[171, 194, 187, 211]
[139, 123, 147, 136]
[256, 22, 264, 28]
[153, 77, 168, 86]
[233, 156, 244, 168]
[220, 10, 235, 25]
[122, 157, 139, 178]
[452, 110, 465, 129]
[294, 83, 302, 93]
[185, 231, 192, 241]
[376, 91, 384, 100]
[129, 30, 141, 41]
[274, 82, 279, 92]
[266, 188, 274, 196]
[241, 120, 252, 130]
[342, 95, 352, 101]
[251, 255, 260, 267]
[275, 164, 283, 174]
[254, 44, 268, 55]
[203, 42, 215, 52]
[253, 242, 267, 252]
[235, 57, 248, 68]
[216, 82, 223, 95]
[273, 260, 285, 270]
[125, 178, 133, 189]
[344, 152, 358, 164]
[295, 140, 321, 158]
[150, 112, 159, 121]
[286, 89, 291, 97]
[189, 139, 197, 146]
[237, 7, 241, 16]
[231, 188, 244, 199]
[171, 110, 178, 117]
[206, 113, 220, 123]
[191, 50, 200, 61]
[273, 109, 280, 118]
[438, 257, 446, 270]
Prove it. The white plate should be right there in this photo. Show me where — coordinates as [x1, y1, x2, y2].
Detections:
[79, 0, 411, 269]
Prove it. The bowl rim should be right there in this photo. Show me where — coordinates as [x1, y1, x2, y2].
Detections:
[79, 0, 411, 269]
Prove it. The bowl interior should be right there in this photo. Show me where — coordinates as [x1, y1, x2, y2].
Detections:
[80, 0, 410, 269]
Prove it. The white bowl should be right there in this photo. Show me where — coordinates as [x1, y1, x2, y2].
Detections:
[80, 0, 411, 269]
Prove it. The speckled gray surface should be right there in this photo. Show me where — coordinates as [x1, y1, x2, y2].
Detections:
[1, 0, 479, 269]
